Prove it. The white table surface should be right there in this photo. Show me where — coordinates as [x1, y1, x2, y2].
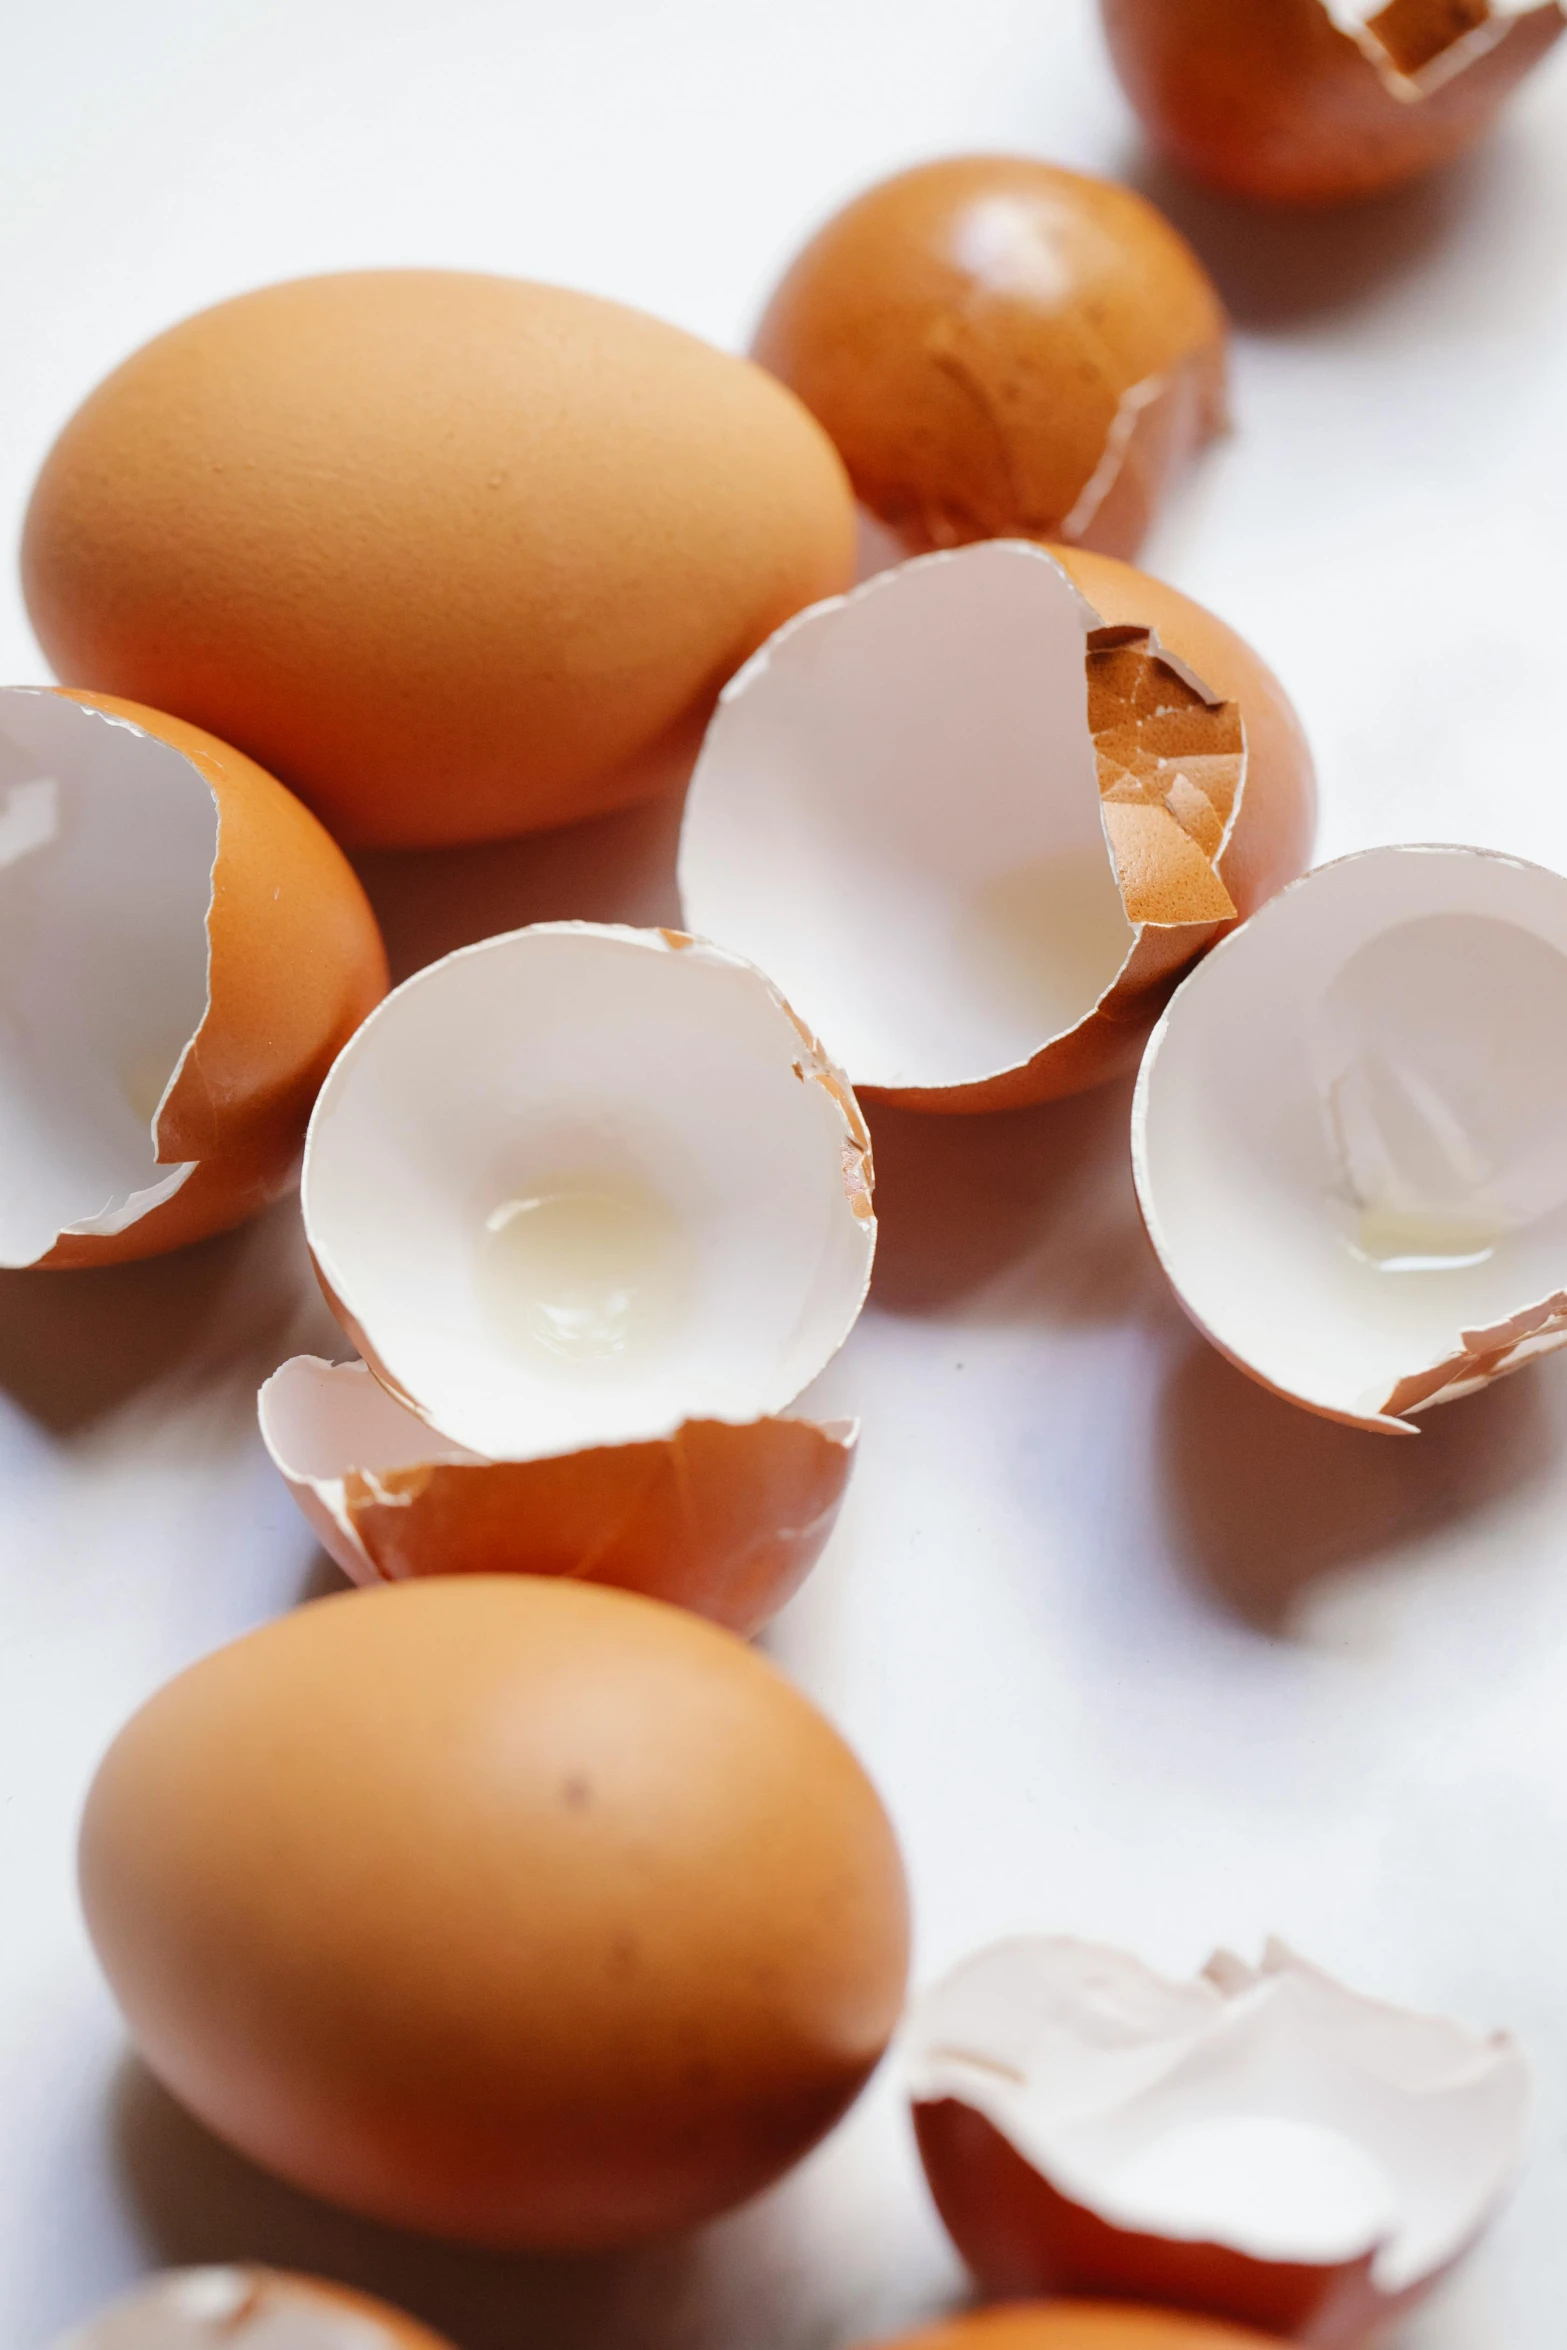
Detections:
[5, 5, 1567, 2345]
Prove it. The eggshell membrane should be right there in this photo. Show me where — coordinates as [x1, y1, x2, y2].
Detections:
[0, 689, 385, 1269]
[1101, 0, 1564, 206]
[259, 1354, 857, 1636]
[1134, 846, 1567, 1431]
[906, 1938, 1527, 2348]
[752, 156, 1228, 564]
[301, 923, 875, 1462]
[22, 271, 857, 848]
[78, 1576, 911, 2247]
[50, 2266, 455, 2350]
[677, 542, 1313, 1112]
[857, 2305, 1286, 2350]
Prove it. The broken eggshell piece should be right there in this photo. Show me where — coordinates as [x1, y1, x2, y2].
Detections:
[287, 924, 874, 1624]
[259, 1354, 857, 1635]
[907, 1937, 1528, 2347]
[1135, 845, 1567, 1430]
[678, 541, 1313, 1111]
[49, 2267, 456, 2350]
[752, 155, 1228, 566]
[0, 688, 386, 1268]
[1100, 0, 1565, 206]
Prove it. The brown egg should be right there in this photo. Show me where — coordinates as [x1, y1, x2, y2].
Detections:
[23, 272, 856, 849]
[857, 2309, 1285, 2350]
[1101, 0, 1565, 207]
[51, 2267, 454, 2349]
[1, 688, 386, 1269]
[79, 1577, 910, 2248]
[753, 157, 1227, 563]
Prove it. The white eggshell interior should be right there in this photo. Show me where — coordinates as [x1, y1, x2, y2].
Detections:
[301, 924, 875, 1462]
[260, 1356, 481, 1484]
[906, 1937, 1528, 2291]
[0, 691, 214, 1266]
[677, 542, 1137, 1093]
[50, 2268, 401, 2349]
[1134, 847, 1567, 1428]
[1319, 0, 1542, 94]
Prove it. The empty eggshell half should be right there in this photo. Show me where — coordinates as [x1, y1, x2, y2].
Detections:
[49, 2268, 455, 2350]
[1, 687, 386, 1269]
[1135, 845, 1567, 1430]
[752, 155, 1227, 565]
[907, 1937, 1528, 2346]
[1101, 0, 1564, 206]
[259, 1354, 856, 1635]
[287, 924, 873, 1622]
[678, 541, 1314, 1110]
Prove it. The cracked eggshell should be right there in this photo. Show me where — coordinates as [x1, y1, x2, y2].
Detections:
[79, 1576, 912, 2247]
[1135, 846, 1567, 1430]
[677, 541, 1313, 1113]
[50, 2267, 454, 2350]
[906, 1938, 1528, 2347]
[1101, 0, 1564, 206]
[1, 688, 386, 1270]
[23, 272, 856, 849]
[300, 921, 873, 1454]
[856, 2308, 1287, 2350]
[752, 156, 1227, 565]
[259, 1355, 857, 1636]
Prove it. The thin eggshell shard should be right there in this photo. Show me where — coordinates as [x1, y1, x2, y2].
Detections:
[907, 1938, 1528, 2345]
[1134, 846, 1567, 1431]
[677, 543, 1249, 1111]
[1321, 0, 1557, 95]
[301, 923, 874, 1463]
[49, 2267, 455, 2350]
[1, 689, 386, 1268]
[259, 1355, 857, 1636]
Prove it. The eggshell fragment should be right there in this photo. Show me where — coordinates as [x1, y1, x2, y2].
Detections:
[856, 2306, 1286, 2350]
[1135, 845, 1567, 1430]
[0, 688, 386, 1268]
[23, 272, 856, 848]
[677, 542, 1314, 1111]
[79, 1577, 911, 2246]
[50, 2267, 454, 2350]
[753, 157, 1228, 563]
[259, 1354, 856, 1635]
[1101, 0, 1564, 206]
[907, 1938, 1528, 2346]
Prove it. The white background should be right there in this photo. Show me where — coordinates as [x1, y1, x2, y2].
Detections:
[4, 4, 1567, 2345]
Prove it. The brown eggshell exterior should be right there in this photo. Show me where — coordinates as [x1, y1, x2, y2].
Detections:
[753, 157, 1227, 562]
[869, 549, 1315, 1113]
[914, 2101, 1424, 2347]
[309, 1416, 856, 1638]
[1101, 0, 1565, 206]
[23, 272, 857, 848]
[79, 1577, 910, 2248]
[859, 2300, 1289, 2350]
[63, 2267, 457, 2348]
[38, 693, 387, 1267]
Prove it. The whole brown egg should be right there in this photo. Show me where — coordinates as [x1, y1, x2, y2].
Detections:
[78, 1577, 910, 2248]
[23, 272, 856, 848]
[753, 157, 1227, 563]
[856, 2309, 1285, 2350]
[1101, 0, 1565, 207]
